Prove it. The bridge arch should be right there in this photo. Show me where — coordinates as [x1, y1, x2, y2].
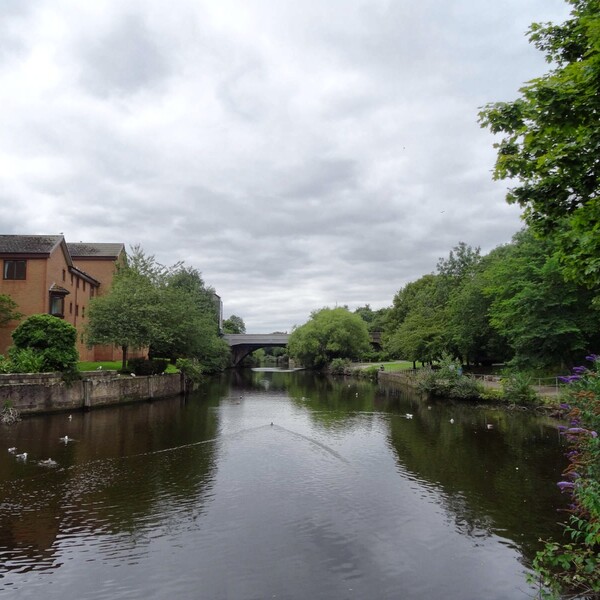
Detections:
[223, 333, 289, 367]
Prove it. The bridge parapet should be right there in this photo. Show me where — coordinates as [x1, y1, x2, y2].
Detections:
[224, 333, 289, 346]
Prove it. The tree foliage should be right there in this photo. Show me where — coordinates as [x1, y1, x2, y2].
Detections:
[479, 0, 600, 288]
[87, 246, 228, 371]
[223, 315, 246, 334]
[11, 314, 78, 375]
[288, 307, 371, 369]
[483, 230, 600, 369]
[0, 294, 22, 328]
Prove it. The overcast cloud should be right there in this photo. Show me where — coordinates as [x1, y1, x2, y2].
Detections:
[0, 0, 571, 332]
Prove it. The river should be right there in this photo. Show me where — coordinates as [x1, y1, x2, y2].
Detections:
[0, 368, 567, 599]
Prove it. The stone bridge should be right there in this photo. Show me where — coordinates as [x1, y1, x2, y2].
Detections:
[223, 331, 382, 367]
[223, 333, 289, 367]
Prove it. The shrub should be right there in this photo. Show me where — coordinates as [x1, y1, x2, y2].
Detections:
[11, 314, 78, 377]
[500, 371, 538, 405]
[329, 358, 351, 375]
[7, 347, 45, 373]
[176, 357, 203, 382]
[416, 354, 483, 400]
[531, 356, 600, 597]
[127, 358, 168, 376]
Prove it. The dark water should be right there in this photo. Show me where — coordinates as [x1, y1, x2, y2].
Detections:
[0, 369, 567, 599]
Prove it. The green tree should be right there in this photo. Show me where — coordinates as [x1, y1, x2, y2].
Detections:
[288, 307, 370, 369]
[86, 267, 163, 369]
[479, 0, 600, 288]
[354, 304, 390, 332]
[482, 230, 600, 369]
[0, 294, 22, 328]
[384, 274, 449, 366]
[223, 315, 246, 334]
[11, 314, 78, 375]
[87, 249, 229, 372]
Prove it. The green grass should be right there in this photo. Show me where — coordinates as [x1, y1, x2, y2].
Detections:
[78, 361, 179, 373]
[353, 360, 415, 372]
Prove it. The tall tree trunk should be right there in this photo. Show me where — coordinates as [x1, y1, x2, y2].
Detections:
[121, 345, 128, 371]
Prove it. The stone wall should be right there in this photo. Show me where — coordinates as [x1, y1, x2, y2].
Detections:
[0, 371, 183, 415]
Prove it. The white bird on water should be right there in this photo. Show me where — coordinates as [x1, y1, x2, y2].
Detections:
[61, 436, 72, 443]
[68, 414, 72, 421]
[16, 452, 27, 460]
[8, 447, 17, 453]
[405, 413, 413, 419]
[39, 458, 58, 467]
[450, 418, 455, 424]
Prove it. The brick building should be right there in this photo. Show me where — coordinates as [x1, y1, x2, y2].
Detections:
[0, 235, 128, 362]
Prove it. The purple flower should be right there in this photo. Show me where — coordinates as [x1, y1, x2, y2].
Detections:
[591, 431, 598, 438]
[560, 403, 571, 410]
[567, 471, 580, 480]
[557, 425, 567, 432]
[558, 375, 582, 384]
[557, 481, 575, 490]
[585, 354, 599, 362]
[572, 366, 587, 374]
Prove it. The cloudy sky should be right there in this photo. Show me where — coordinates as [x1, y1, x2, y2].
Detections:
[0, 0, 571, 332]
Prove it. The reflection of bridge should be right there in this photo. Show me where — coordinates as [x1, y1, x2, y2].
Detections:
[223, 333, 290, 367]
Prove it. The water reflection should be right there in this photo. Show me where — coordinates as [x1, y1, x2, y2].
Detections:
[0, 369, 566, 599]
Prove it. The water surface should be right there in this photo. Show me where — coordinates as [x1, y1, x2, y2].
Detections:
[0, 370, 566, 599]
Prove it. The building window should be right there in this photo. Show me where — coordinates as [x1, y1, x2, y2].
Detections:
[76, 278, 80, 289]
[90, 287, 95, 298]
[70, 274, 73, 285]
[75, 304, 79, 316]
[3, 260, 26, 280]
[83, 281, 86, 291]
[69, 302, 73, 314]
[49, 294, 65, 318]
[62, 269, 66, 281]
[82, 306, 85, 318]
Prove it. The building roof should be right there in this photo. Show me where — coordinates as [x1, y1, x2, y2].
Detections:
[49, 283, 71, 294]
[0, 235, 64, 255]
[67, 243, 125, 259]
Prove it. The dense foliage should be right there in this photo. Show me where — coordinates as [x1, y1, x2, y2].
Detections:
[288, 307, 371, 369]
[0, 294, 22, 328]
[383, 235, 600, 370]
[10, 314, 78, 377]
[87, 247, 229, 372]
[222, 315, 246, 334]
[479, 0, 600, 289]
[532, 357, 600, 598]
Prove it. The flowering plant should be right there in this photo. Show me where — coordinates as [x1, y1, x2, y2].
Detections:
[531, 356, 600, 598]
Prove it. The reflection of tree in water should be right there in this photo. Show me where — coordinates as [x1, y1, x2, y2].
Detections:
[385, 396, 567, 559]
[0, 388, 224, 577]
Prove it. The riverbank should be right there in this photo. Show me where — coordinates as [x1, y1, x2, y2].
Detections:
[0, 370, 185, 415]
[377, 369, 561, 402]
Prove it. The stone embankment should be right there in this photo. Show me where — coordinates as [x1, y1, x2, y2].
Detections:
[0, 370, 185, 415]
[377, 370, 560, 398]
